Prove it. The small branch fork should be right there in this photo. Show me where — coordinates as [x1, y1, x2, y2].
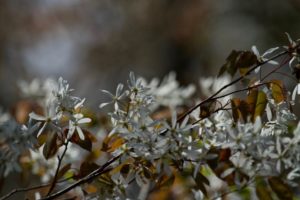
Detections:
[40, 155, 121, 200]
[47, 140, 70, 196]
[0, 177, 74, 200]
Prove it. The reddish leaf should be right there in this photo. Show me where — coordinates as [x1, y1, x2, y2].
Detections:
[70, 129, 95, 152]
[219, 148, 231, 162]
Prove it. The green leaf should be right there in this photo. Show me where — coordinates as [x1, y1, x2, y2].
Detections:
[268, 177, 293, 200]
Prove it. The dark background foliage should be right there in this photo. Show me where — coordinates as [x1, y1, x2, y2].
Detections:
[0, 0, 299, 108]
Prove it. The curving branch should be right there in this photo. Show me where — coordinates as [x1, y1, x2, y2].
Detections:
[40, 155, 121, 200]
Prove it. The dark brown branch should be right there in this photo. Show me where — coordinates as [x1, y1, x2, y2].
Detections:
[47, 140, 70, 195]
[177, 49, 292, 123]
[40, 155, 121, 200]
[0, 177, 74, 200]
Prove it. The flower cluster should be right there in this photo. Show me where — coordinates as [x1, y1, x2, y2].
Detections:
[1, 33, 300, 200]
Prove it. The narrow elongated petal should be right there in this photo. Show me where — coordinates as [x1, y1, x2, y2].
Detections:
[171, 111, 177, 128]
[76, 126, 85, 140]
[289, 56, 296, 70]
[251, 45, 260, 57]
[29, 112, 46, 121]
[116, 84, 124, 96]
[74, 98, 85, 109]
[37, 122, 47, 137]
[262, 47, 279, 57]
[73, 113, 83, 119]
[267, 60, 279, 66]
[254, 66, 261, 74]
[68, 121, 76, 138]
[99, 102, 111, 108]
[101, 90, 114, 98]
[78, 117, 91, 124]
[292, 84, 299, 102]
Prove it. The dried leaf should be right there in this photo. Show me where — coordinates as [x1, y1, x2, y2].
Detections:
[218, 50, 257, 77]
[43, 132, 59, 160]
[57, 163, 71, 180]
[70, 129, 95, 152]
[268, 80, 286, 104]
[102, 135, 124, 152]
[78, 162, 100, 179]
[200, 100, 216, 119]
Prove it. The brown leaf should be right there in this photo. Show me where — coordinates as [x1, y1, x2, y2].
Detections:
[78, 162, 100, 179]
[70, 129, 95, 152]
[268, 177, 293, 200]
[43, 132, 59, 160]
[268, 80, 287, 104]
[218, 50, 257, 77]
[57, 163, 71, 180]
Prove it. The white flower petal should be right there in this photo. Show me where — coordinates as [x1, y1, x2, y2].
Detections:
[267, 60, 279, 66]
[74, 98, 85, 109]
[221, 168, 235, 178]
[116, 83, 124, 96]
[292, 84, 299, 102]
[101, 90, 114, 98]
[73, 113, 83, 119]
[29, 112, 46, 121]
[289, 56, 296, 70]
[266, 103, 272, 121]
[99, 102, 111, 108]
[255, 66, 261, 74]
[251, 45, 260, 57]
[262, 47, 279, 57]
[37, 122, 47, 137]
[76, 126, 85, 140]
[78, 117, 91, 124]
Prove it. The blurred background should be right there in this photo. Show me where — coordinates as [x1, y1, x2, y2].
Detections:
[1, 0, 300, 109]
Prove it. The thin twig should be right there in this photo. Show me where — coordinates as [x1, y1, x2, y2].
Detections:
[0, 176, 74, 200]
[40, 155, 121, 200]
[177, 49, 292, 123]
[260, 55, 290, 82]
[47, 140, 70, 195]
